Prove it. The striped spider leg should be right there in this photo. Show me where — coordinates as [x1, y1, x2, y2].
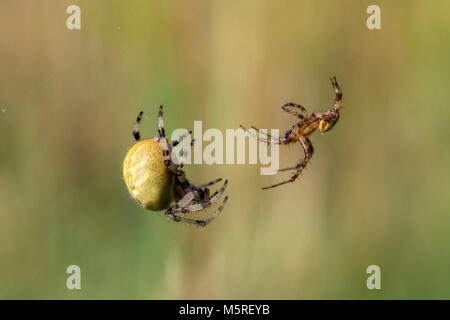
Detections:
[156, 106, 229, 226]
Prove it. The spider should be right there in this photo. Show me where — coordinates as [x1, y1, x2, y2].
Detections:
[123, 106, 228, 227]
[241, 76, 342, 190]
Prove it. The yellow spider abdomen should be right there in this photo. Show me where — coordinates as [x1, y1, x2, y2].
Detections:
[123, 138, 174, 211]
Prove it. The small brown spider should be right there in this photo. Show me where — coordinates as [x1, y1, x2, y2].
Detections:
[241, 76, 342, 190]
[123, 106, 228, 226]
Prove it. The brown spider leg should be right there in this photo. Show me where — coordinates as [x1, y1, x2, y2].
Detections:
[331, 76, 342, 110]
[165, 196, 228, 227]
[172, 130, 192, 147]
[277, 166, 298, 172]
[283, 102, 308, 114]
[250, 126, 273, 138]
[281, 106, 307, 120]
[197, 178, 222, 189]
[170, 180, 228, 213]
[133, 111, 143, 141]
[240, 125, 291, 145]
[158, 105, 171, 167]
[262, 137, 314, 190]
[276, 139, 309, 171]
[310, 111, 324, 119]
[252, 125, 300, 142]
[276, 124, 308, 172]
[281, 103, 308, 120]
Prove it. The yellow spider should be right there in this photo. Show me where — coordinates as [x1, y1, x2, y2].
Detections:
[123, 106, 228, 226]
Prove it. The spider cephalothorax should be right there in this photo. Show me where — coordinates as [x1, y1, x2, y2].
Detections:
[123, 106, 228, 226]
[241, 76, 342, 190]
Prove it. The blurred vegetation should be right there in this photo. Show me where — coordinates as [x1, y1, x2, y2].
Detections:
[0, 0, 449, 299]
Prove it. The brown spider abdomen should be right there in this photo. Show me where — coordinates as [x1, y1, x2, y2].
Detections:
[123, 138, 175, 211]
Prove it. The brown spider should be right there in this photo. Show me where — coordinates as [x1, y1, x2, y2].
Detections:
[241, 76, 342, 190]
[123, 106, 228, 227]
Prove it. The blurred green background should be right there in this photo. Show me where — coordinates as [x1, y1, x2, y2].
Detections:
[0, 0, 449, 299]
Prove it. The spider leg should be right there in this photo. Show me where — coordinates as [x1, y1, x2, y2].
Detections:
[281, 107, 307, 120]
[165, 196, 228, 227]
[277, 165, 298, 172]
[251, 126, 265, 134]
[281, 103, 307, 120]
[262, 137, 314, 190]
[176, 138, 195, 172]
[172, 130, 192, 147]
[177, 149, 189, 171]
[173, 190, 196, 208]
[240, 125, 291, 145]
[133, 111, 143, 141]
[158, 105, 172, 167]
[250, 126, 273, 138]
[197, 178, 223, 189]
[171, 179, 228, 213]
[283, 102, 307, 113]
[331, 76, 343, 110]
[276, 130, 307, 172]
[196, 178, 224, 201]
[250, 125, 285, 141]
